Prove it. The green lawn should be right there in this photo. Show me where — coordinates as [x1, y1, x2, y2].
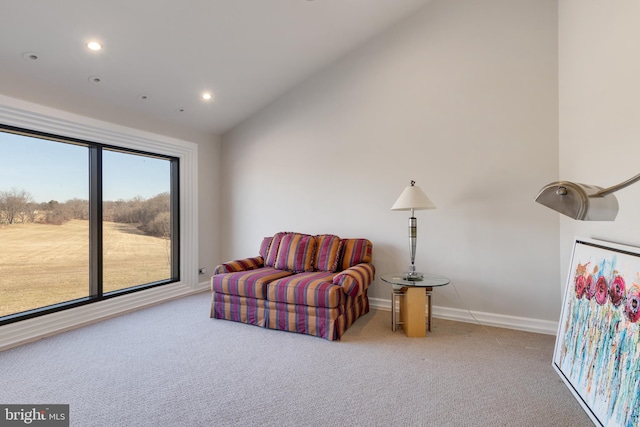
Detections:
[0, 220, 171, 317]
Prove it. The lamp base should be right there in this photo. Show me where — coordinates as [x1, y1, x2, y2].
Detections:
[403, 271, 424, 281]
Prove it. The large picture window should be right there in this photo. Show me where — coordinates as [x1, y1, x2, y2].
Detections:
[0, 126, 180, 324]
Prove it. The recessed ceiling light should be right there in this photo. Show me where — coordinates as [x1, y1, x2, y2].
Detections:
[202, 92, 212, 101]
[21, 51, 39, 61]
[87, 41, 103, 51]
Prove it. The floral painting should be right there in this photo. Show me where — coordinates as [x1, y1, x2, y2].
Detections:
[554, 238, 640, 427]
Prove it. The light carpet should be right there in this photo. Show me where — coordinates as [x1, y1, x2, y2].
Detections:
[0, 292, 592, 426]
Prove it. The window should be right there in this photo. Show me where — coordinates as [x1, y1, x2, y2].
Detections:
[102, 149, 175, 293]
[0, 126, 180, 324]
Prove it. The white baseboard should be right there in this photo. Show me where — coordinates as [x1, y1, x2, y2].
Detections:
[368, 297, 558, 336]
[0, 281, 211, 352]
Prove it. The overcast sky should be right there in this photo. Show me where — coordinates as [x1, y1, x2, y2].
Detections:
[0, 131, 170, 203]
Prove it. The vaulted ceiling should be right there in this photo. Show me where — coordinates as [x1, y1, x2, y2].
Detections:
[0, 0, 433, 140]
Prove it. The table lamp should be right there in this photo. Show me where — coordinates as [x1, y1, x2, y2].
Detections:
[391, 180, 436, 280]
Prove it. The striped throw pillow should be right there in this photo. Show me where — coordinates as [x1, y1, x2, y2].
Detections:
[213, 256, 263, 275]
[265, 232, 287, 267]
[274, 233, 317, 273]
[314, 234, 342, 272]
[259, 237, 272, 259]
[339, 238, 373, 270]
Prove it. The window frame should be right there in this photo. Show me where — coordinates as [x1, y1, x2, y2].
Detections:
[0, 97, 199, 333]
[0, 125, 181, 325]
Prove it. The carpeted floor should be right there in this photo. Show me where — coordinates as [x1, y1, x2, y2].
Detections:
[0, 292, 592, 426]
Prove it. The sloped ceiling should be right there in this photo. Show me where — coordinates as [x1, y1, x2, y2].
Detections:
[0, 0, 433, 140]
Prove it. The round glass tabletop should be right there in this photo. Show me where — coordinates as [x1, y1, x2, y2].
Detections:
[381, 272, 450, 288]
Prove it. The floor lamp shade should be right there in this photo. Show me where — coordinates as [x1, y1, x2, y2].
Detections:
[392, 181, 436, 281]
[535, 181, 619, 220]
[534, 170, 640, 221]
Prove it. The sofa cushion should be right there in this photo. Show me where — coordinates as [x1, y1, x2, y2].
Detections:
[264, 232, 286, 267]
[267, 271, 343, 308]
[258, 237, 272, 259]
[314, 234, 342, 272]
[274, 232, 316, 273]
[339, 238, 373, 270]
[212, 267, 293, 299]
[214, 256, 263, 275]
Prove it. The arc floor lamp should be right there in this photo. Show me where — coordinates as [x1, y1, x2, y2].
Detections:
[392, 180, 436, 280]
[535, 172, 640, 220]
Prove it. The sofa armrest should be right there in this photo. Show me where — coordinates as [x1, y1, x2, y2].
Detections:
[213, 256, 264, 275]
[333, 263, 375, 298]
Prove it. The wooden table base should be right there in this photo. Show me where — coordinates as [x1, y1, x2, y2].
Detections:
[400, 286, 427, 337]
[392, 286, 434, 337]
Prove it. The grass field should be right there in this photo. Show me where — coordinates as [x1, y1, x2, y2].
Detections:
[0, 220, 171, 317]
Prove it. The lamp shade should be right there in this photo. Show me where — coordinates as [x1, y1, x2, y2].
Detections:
[534, 181, 619, 221]
[391, 181, 436, 211]
[534, 171, 640, 221]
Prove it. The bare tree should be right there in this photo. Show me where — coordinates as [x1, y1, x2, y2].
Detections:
[0, 188, 33, 224]
[43, 200, 72, 225]
[144, 211, 172, 265]
[64, 198, 89, 220]
[140, 193, 168, 225]
[143, 211, 171, 239]
[137, 193, 170, 236]
[112, 197, 139, 224]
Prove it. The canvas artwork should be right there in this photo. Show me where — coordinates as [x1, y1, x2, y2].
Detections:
[554, 238, 640, 427]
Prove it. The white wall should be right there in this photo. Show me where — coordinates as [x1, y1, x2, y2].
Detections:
[221, 0, 560, 330]
[559, 1, 640, 284]
[197, 133, 222, 281]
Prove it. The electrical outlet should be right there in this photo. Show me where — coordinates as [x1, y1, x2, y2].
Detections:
[198, 268, 206, 275]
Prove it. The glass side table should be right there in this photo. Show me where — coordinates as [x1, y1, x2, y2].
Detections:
[381, 273, 450, 337]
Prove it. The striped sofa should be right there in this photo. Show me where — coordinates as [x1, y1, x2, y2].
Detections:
[211, 232, 375, 341]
